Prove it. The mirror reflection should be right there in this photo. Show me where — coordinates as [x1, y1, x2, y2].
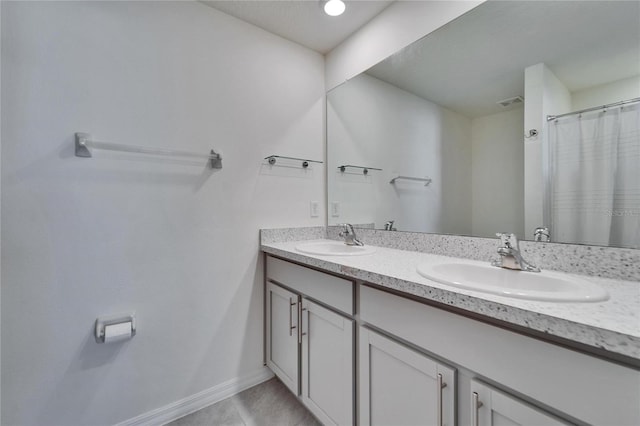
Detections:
[327, 0, 640, 248]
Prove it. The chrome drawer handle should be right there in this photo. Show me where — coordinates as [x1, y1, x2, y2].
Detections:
[472, 391, 484, 426]
[299, 307, 308, 343]
[289, 298, 296, 336]
[437, 374, 447, 426]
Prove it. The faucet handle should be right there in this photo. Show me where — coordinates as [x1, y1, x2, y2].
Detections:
[495, 232, 518, 248]
[337, 223, 363, 246]
[338, 223, 354, 236]
[534, 226, 550, 242]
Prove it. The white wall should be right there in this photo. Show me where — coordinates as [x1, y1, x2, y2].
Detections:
[1, 2, 324, 425]
[471, 108, 525, 238]
[572, 75, 640, 111]
[325, 1, 483, 91]
[327, 73, 472, 234]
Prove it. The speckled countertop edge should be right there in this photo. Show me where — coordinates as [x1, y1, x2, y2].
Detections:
[261, 239, 640, 361]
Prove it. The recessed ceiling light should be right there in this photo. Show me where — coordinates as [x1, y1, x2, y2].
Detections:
[324, 0, 346, 17]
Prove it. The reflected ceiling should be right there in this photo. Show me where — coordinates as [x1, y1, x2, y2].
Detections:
[366, 1, 640, 118]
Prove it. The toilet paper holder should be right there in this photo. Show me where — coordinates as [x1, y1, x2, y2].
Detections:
[95, 313, 136, 343]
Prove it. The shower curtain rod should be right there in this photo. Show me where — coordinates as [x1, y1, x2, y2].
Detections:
[547, 97, 640, 121]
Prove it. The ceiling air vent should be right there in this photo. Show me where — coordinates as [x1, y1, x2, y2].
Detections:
[497, 96, 524, 107]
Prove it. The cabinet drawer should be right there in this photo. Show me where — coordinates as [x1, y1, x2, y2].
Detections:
[360, 284, 640, 426]
[266, 256, 354, 315]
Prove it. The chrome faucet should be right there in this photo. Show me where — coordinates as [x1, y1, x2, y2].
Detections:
[384, 220, 397, 231]
[491, 233, 540, 272]
[338, 223, 364, 246]
[533, 226, 551, 242]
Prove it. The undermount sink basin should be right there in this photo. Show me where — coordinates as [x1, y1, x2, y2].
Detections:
[295, 241, 376, 256]
[416, 260, 609, 302]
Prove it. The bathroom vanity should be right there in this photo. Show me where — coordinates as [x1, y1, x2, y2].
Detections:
[261, 234, 640, 426]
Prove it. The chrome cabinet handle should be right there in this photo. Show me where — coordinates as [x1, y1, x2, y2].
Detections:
[437, 373, 447, 426]
[472, 391, 484, 426]
[299, 307, 308, 343]
[289, 298, 297, 336]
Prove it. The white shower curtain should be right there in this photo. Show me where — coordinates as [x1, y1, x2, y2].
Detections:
[548, 102, 640, 249]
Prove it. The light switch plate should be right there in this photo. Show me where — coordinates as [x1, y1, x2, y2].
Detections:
[331, 202, 340, 217]
[310, 201, 319, 217]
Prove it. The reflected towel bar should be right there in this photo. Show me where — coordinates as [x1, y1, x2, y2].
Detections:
[264, 155, 322, 169]
[390, 176, 432, 186]
[338, 165, 382, 175]
[75, 133, 222, 168]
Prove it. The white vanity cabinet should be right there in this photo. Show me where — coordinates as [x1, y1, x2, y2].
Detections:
[264, 253, 640, 426]
[265, 256, 355, 425]
[359, 327, 456, 426]
[359, 284, 640, 426]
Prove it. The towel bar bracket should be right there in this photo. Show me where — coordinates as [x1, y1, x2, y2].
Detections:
[75, 133, 93, 158]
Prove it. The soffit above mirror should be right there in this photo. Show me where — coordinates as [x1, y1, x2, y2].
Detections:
[366, 0, 640, 118]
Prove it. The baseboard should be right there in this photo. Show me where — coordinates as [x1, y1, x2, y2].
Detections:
[117, 367, 275, 426]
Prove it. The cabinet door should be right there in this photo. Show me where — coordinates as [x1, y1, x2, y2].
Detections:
[301, 298, 354, 425]
[359, 327, 456, 426]
[470, 380, 569, 426]
[266, 281, 300, 395]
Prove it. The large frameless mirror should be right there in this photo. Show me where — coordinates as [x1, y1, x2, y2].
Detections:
[327, 0, 640, 248]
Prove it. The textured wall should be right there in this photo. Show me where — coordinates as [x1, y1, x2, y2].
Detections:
[1, 2, 324, 424]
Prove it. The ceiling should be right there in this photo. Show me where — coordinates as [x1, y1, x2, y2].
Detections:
[366, 1, 640, 118]
[201, 1, 639, 117]
[201, 0, 394, 54]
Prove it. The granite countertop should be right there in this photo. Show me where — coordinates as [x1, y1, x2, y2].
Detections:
[261, 239, 640, 362]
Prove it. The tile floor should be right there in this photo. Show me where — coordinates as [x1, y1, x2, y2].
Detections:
[167, 377, 321, 426]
